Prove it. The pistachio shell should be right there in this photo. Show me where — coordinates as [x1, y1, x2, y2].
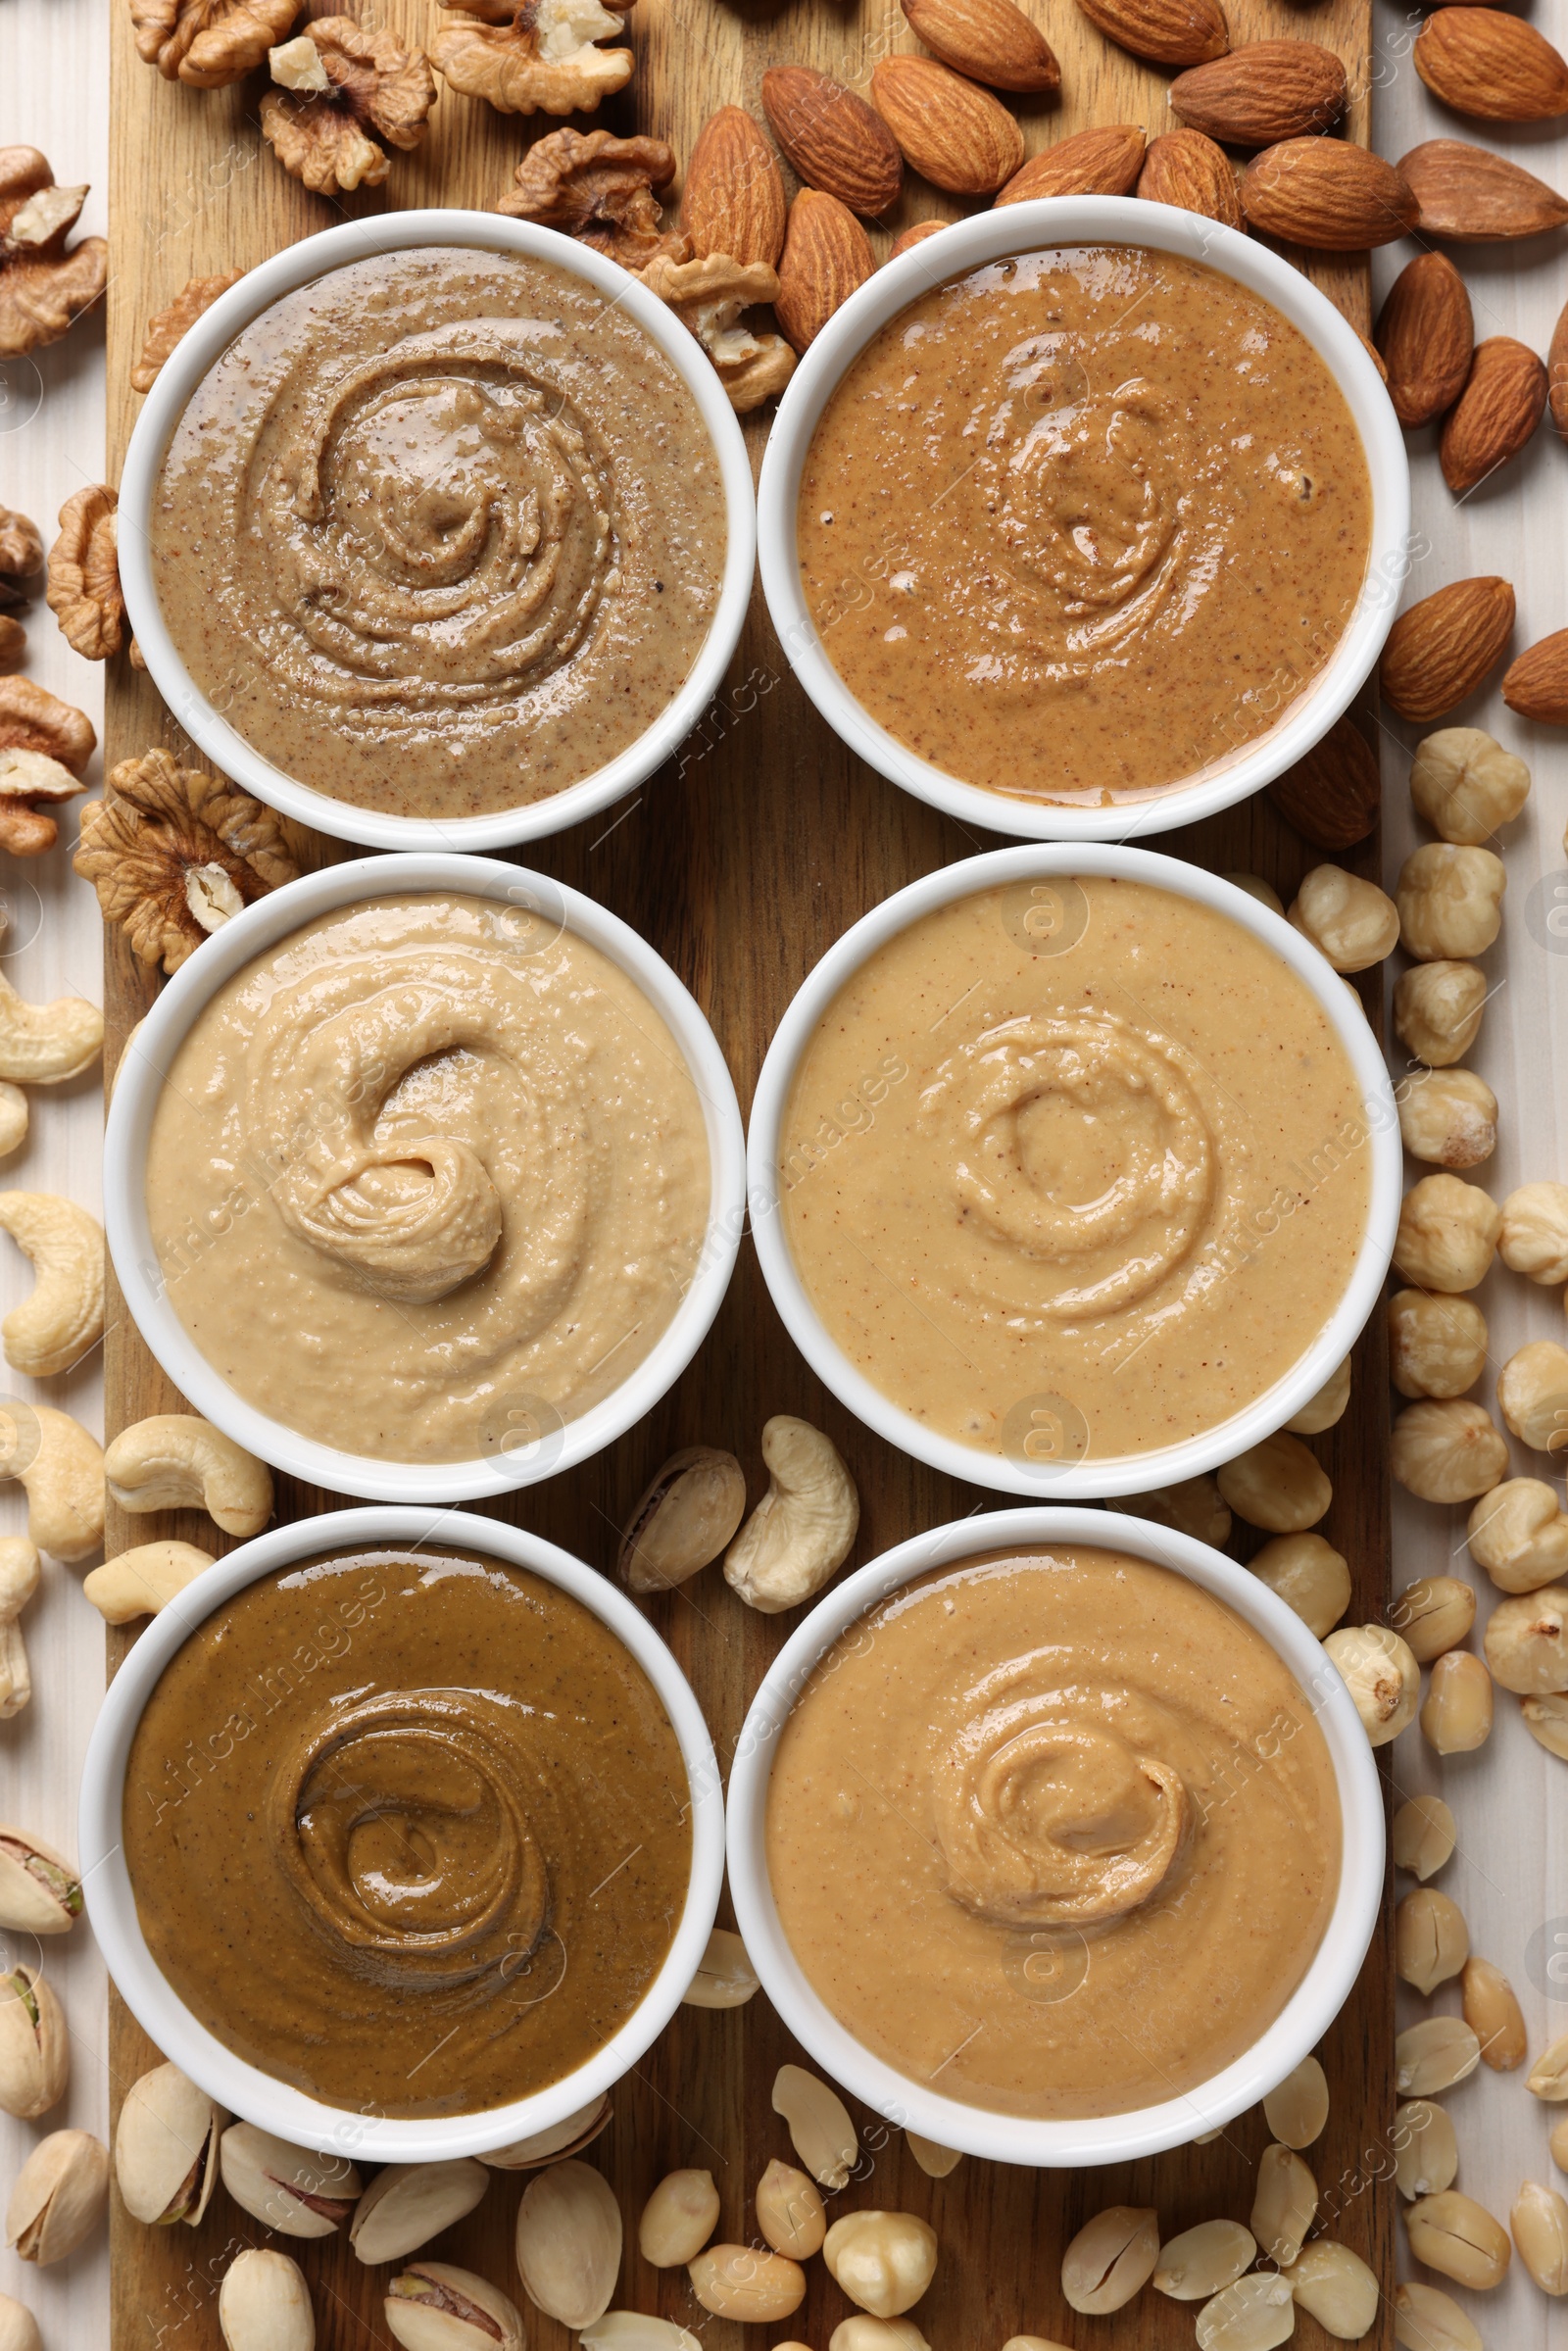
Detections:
[0, 1967, 67, 2121]
[115, 2061, 224, 2226]
[619, 1447, 747, 1591]
[0, 1828, 80, 1933]
[351, 2160, 488, 2266]
[220, 2123, 363, 2238]
[480, 2093, 612, 2170]
[514, 2159, 621, 2327]
[6, 2129, 109, 2263]
[385, 2261, 526, 2351]
[218, 2248, 315, 2351]
[0, 2298, 40, 2351]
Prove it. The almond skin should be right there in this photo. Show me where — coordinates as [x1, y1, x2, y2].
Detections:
[997, 124, 1147, 204]
[774, 188, 875, 354]
[1074, 0, 1228, 69]
[1137, 127, 1242, 227]
[683, 108, 787, 268]
[870, 55, 1024, 193]
[1168, 39, 1347, 146]
[1400, 138, 1568, 239]
[1550, 294, 1568, 437]
[1377, 252, 1475, 427]
[1382, 577, 1517, 723]
[1240, 140, 1419, 248]
[1502, 632, 1568, 724]
[1267, 713, 1381, 852]
[760, 66, 903, 217]
[1440, 336, 1548, 497]
[1413, 8, 1568, 122]
[888, 219, 951, 257]
[901, 0, 1060, 94]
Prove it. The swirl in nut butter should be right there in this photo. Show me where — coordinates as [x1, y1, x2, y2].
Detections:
[149, 248, 726, 819]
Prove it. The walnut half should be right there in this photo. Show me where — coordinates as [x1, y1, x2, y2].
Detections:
[639, 253, 797, 416]
[47, 486, 124, 663]
[130, 0, 299, 88]
[0, 678, 94, 856]
[130, 272, 242, 396]
[0, 148, 108, 359]
[261, 19, 437, 197]
[433, 0, 637, 117]
[494, 129, 686, 269]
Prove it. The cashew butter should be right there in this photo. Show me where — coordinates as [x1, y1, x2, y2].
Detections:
[766, 1544, 1340, 2117]
[144, 893, 710, 1462]
[798, 245, 1371, 806]
[779, 874, 1372, 1464]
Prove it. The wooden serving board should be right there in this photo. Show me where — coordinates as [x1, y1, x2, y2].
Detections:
[103, 0, 1395, 2343]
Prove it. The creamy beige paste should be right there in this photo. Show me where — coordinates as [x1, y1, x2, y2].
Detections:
[780, 876, 1371, 1464]
[145, 894, 710, 1462]
[767, 1544, 1341, 2118]
[149, 248, 726, 818]
[798, 245, 1371, 806]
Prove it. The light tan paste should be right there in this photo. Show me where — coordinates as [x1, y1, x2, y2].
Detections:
[145, 894, 710, 1462]
[767, 1544, 1341, 2119]
[797, 245, 1372, 806]
[780, 876, 1371, 1464]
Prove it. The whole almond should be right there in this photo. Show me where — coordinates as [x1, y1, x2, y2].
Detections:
[870, 55, 1024, 193]
[1382, 577, 1516, 723]
[760, 67, 903, 217]
[683, 108, 787, 267]
[1376, 253, 1474, 427]
[1074, 0, 1228, 69]
[774, 189, 875, 354]
[1440, 336, 1547, 497]
[1502, 632, 1568, 724]
[1414, 9, 1568, 121]
[1168, 39, 1347, 145]
[997, 124, 1146, 204]
[1240, 140, 1419, 249]
[1400, 138, 1568, 240]
[1267, 713, 1381, 851]
[1551, 295, 1568, 436]
[889, 219, 951, 257]
[1137, 128, 1242, 227]
[902, 0, 1060, 93]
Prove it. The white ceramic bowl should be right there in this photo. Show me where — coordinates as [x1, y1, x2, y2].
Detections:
[80, 1506, 724, 2163]
[118, 213, 757, 854]
[758, 196, 1409, 844]
[728, 1503, 1383, 2167]
[748, 843, 1400, 1498]
[104, 853, 746, 1504]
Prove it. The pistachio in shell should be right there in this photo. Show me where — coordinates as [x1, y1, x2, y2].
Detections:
[386, 2261, 526, 2351]
[0, 1966, 67, 2121]
[514, 2158, 622, 2327]
[219, 2122, 362, 2237]
[6, 2129, 109, 2263]
[619, 1446, 747, 1592]
[0, 2297, 40, 2351]
[351, 2159, 489, 2266]
[115, 2060, 225, 2226]
[481, 2092, 612, 2170]
[0, 1828, 80, 1934]
[218, 2248, 315, 2351]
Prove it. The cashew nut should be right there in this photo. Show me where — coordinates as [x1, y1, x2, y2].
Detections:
[0, 1537, 37, 1722]
[0, 1195, 104, 1377]
[104, 1415, 271, 1537]
[0, 1404, 103, 1562]
[0, 1086, 25, 1160]
[724, 1417, 858, 1613]
[0, 972, 102, 1087]
[81, 1541, 215, 1624]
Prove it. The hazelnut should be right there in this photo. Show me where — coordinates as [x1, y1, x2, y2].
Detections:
[1393, 1174, 1501, 1294]
[1497, 1340, 1568, 1455]
[1285, 1355, 1350, 1435]
[1389, 1290, 1488, 1399]
[1483, 1583, 1568, 1694]
[1468, 1478, 1568, 1592]
[1395, 960, 1487, 1067]
[1247, 1532, 1350, 1638]
[1324, 1623, 1419, 1743]
[1499, 1183, 1568, 1284]
[1396, 844, 1506, 961]
[1409, 727, 1531, 844]
[1223, 871, 1284, 916]
[1391, 1399, 1508, 1505]
[1287, 863, 1400, 971]
[1107, 1473, 1230, 1547]
[1420, 1651, 1494, 1753]
[1391, 1574, 1476, 1663]
[822, 2211, 938, 2319]
[1216, 1432, 1331, 1534]
[1396, 1067, 1497, 1169]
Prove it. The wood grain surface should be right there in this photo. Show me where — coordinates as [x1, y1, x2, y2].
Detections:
[104, 1, 1395, 2343]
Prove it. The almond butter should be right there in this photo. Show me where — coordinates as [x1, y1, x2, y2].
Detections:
[1074, 0, 1228, 69]
[1440, 336, 1547, 497]
[902, 0, 1060, 94]
[760, 66, 903, 218]
[1376, 253, 1474, 427]
[1168, 39, 1347, 145]
[1400, 137, 1568, 240]
[869, 55, 1024, 194]
[1239, 139, 1419, 249]
[683, 108, 787, 268]
[1137, 127, 1242, 227]
[889, 219, 951, 257]
[1550, 294, 1568, 437]
[774, 188, 875, 354]
[1267, 713, 1381, 852]
[996, 123, 1146, 204]
[1382, 577, 1517, 724]
[1502, 632, 1568, 724]
[1414, 9, 1568, 122]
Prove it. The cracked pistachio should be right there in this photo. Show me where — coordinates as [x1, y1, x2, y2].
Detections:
[115, 2061, 223, 2225]
[352, 2160, 488, 2267]
[6, 2129, 109, 2263]
[682, 1925, 759, 2009]
[385, 2261, 525, 2351]
[480, 2091, 612, 2169]
[0, 1967, 66, 2121]
[218, 2248, 314, 2351]
[0, 1827, 80, 1934]
[514, 2159, 621, 2327]
[619, 1446, 746, 1592]
[220, 2122, 362, 2238]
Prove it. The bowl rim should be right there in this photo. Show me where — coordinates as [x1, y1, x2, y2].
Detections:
[756, 194, 1411, 844]
[117, 211, 758, 854]
[79, 1506, 725, 2163]
[746, 842, 1401, 1497]
[103, 853, 746, 1503]
[725, 1503, 1384, 2167]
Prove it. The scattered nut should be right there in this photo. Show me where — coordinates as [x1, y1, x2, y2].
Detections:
[1396, 959, 1488, 1068]
[495, 128, 685, 268]
[431, 0, 637, 118]
[1421, 1650, 1494, 1752]
[1281, 2238, 1380, 2339]
[619, 1447, 747, 1592]
[1463, 1955, 1527, 2070]
[1106, 1471, 1230, 1546]
[0, 967, 101, 1087]
[1059, 2205, 1159, 2315]
[0, 2295, 38, 2351]
[1325, 1623, 1420, 1743]
[1250, 2142, 1318, 2266]
[0, 150, 107, 358]
[514, 2160, 620, 2326]
[755, 2160, 824, 2260]
[829, 2323, 931, 2351]
[0, 510, 41, 618]
[114, 2062, 223, 2227]
[5, 2130, 109, 2263]
[580, 2320, 702, 2351]
[105, 1414, 271, 1539]
[219, 2123, 362, 2237]
[1246, 1530, 1350, 1637]
[82, 1540, 214, 1624]
[688, 2246, 806, 2324]
[1397, 843, 1506, 961]
[1216, 1431, 1331, 1532]
[0, 1830, 79, 1935]
[351, 2160, 487, 2267]
[0, 1968, 66, 2122]
[1511, 2180, 1568, 2295]
[1152, 2217, 1255, 2299]
[1394, 2280, 1482, 2351]
[1263, 2055, 1329, 2150]
[1556, 2116, 1568, 2171]
[1498, 1339, 1568, 1452]
[130, 270, 242, 393]
[772, 2064, 857, 2190]
[725, 1417, 858, 1612]
[681, 1925, 759, 2009]
[1469, 1478, 1568, 1592]
[1404, 2189, 1511, 2289]
[0, 682, 93, 853]
[217, 2249, 315, 2351]
[1285, 1354, 1351, 1435]
[45, 484, 123, 661]
[1396, 1068, 1497, 1169]
[1396, 1886, 1470, 1992]
[1397, 2016, 1482, 2096]
[1396, 2100, 1459, 2200]
[261, 17, 436, 195]
[480, 2093, 612, 2170]
[904, 2133, 961, 2180]
[823, 2211, 938, 2319]
[1394, 1173, 1501, 1292]
[1393, 1574, 1476, 1662]
[0, 1402, 103, 1563]
[0, 1194, 103, 1378]
[1523, 1691, 1568, 1759]
[386, 2263, 525, 2351]
[1287, 862, 1400, 970]
[1195, 2273, 1295, 2351]
[1225, 872, 1285, 915]
[1393, 1792, 1457, 1880]
[638, 2170, 718, 2268]
[1410, 727, 1531, 843]
[638, 252, 796, 416]
[1484, 1582, 1568, 1693]
[1389, 1291, 1488, 1400]
[1392, 1399, 1508, 1504]
[130, 0, 298, 85]
[1529, 2032, 1568, 2099]
[1499, 1182, 1568, 1282]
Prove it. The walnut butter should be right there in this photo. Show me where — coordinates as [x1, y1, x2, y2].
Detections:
[766, 1544, 1341, 2118]
[123, 1545, 692, 2115]
[143, 893, 710, 1463]
[780, 874, 1372, 1464]
[148, 247, 726, 819]
[797, 245, 1372, 807]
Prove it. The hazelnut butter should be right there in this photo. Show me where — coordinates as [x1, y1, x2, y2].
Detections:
[143, 893, 710, 1463]
[766, 1544, 1341, 2118]
[148, 247, 726, 819]
[779, 875, 1372, 1464]
[797, 245, 1372, 806]
[122, 1545, 692, 2115]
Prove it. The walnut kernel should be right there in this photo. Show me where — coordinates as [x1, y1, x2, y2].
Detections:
[432, 0, 637, 118]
